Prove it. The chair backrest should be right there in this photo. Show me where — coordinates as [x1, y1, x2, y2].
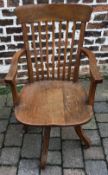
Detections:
[15, 4, 92, 82]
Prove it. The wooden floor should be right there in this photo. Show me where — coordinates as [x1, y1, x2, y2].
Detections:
[15, 81, 93, 126]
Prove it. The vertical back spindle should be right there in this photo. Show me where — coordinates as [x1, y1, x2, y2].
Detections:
[68, 21, 76, 80]
[31, 23, 39, 80]
[73, 22, 86, 82]
[45, 21, 49, 79]
[22, 23, 34, 83]
[38, 21, 44, 80]
[52, 21, 55, 79]
[58, 21, 62, 79]
[63, 21, 69, 80]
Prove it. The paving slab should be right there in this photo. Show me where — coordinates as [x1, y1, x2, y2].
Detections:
[95, 113, 108, 123]
[10, 112, 20, 124]
[49, 138, 61, 150]
[84, 146, 104, 160]
[95, 80, 108, 101]
[0, 147, 20, 165]
[0, 166, 17, 175]
[27, 126, 42, 134]
[63, 169, 85, 175]
[50, 127, 60, 137]
[83, 117, 97, 130]
[62, 127, 79, 140]
[62, 140, 84, 168]
[6, 93, 13, 107]
[0, 120, 8, 133]
[103, 138, 108, 157]
[41, 166, 62, 175]
[94, 102, 108, 113]
[21, 134, 41, 158]
[98, 123, 108, 137]
[4, 124, 24, 146]
[85, 130, 101, 145]
[47, 151, 61, 165]
[85, 160, 108, 175]
[0, 134, 4, 148]
[18, 159, 39, 175]
[0, 95, 7, 106]
[0, 107, 11, 119]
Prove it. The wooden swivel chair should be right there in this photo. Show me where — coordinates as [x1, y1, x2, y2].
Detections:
[5, 4, 102, 169]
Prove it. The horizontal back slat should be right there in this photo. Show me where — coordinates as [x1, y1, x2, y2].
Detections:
[15, 4, 92, 23]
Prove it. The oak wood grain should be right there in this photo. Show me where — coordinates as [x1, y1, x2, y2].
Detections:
[15, 4, 92, 23]
[15, 81, 92, 126]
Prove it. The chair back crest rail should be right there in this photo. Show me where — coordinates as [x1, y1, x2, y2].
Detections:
[15, 4, 92, 82]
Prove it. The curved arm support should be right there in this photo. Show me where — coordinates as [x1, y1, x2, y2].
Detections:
[5, 49, 26, 82]
[80, 47, 103, 83]
[5, 49, 26, 105]
[80, 47, 103, 106]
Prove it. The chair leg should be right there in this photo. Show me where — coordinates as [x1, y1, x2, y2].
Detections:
[40, 126, 51, 169]
[74, 125, 91, 148]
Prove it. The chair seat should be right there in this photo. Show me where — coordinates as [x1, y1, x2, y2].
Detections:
[15, 81, 93, 126]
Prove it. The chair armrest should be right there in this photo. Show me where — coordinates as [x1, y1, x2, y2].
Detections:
[80, 47, 103, 106]
[5, 48, 26, 83]
[5, 49, 26, 106]
[80, 47, 103, 83]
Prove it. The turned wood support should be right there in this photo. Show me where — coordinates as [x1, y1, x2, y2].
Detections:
[74, 125, 91, 148]
[9, 80, 19, 106]
[88, 76, 97, 107]
[40, 126, 51, 169]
